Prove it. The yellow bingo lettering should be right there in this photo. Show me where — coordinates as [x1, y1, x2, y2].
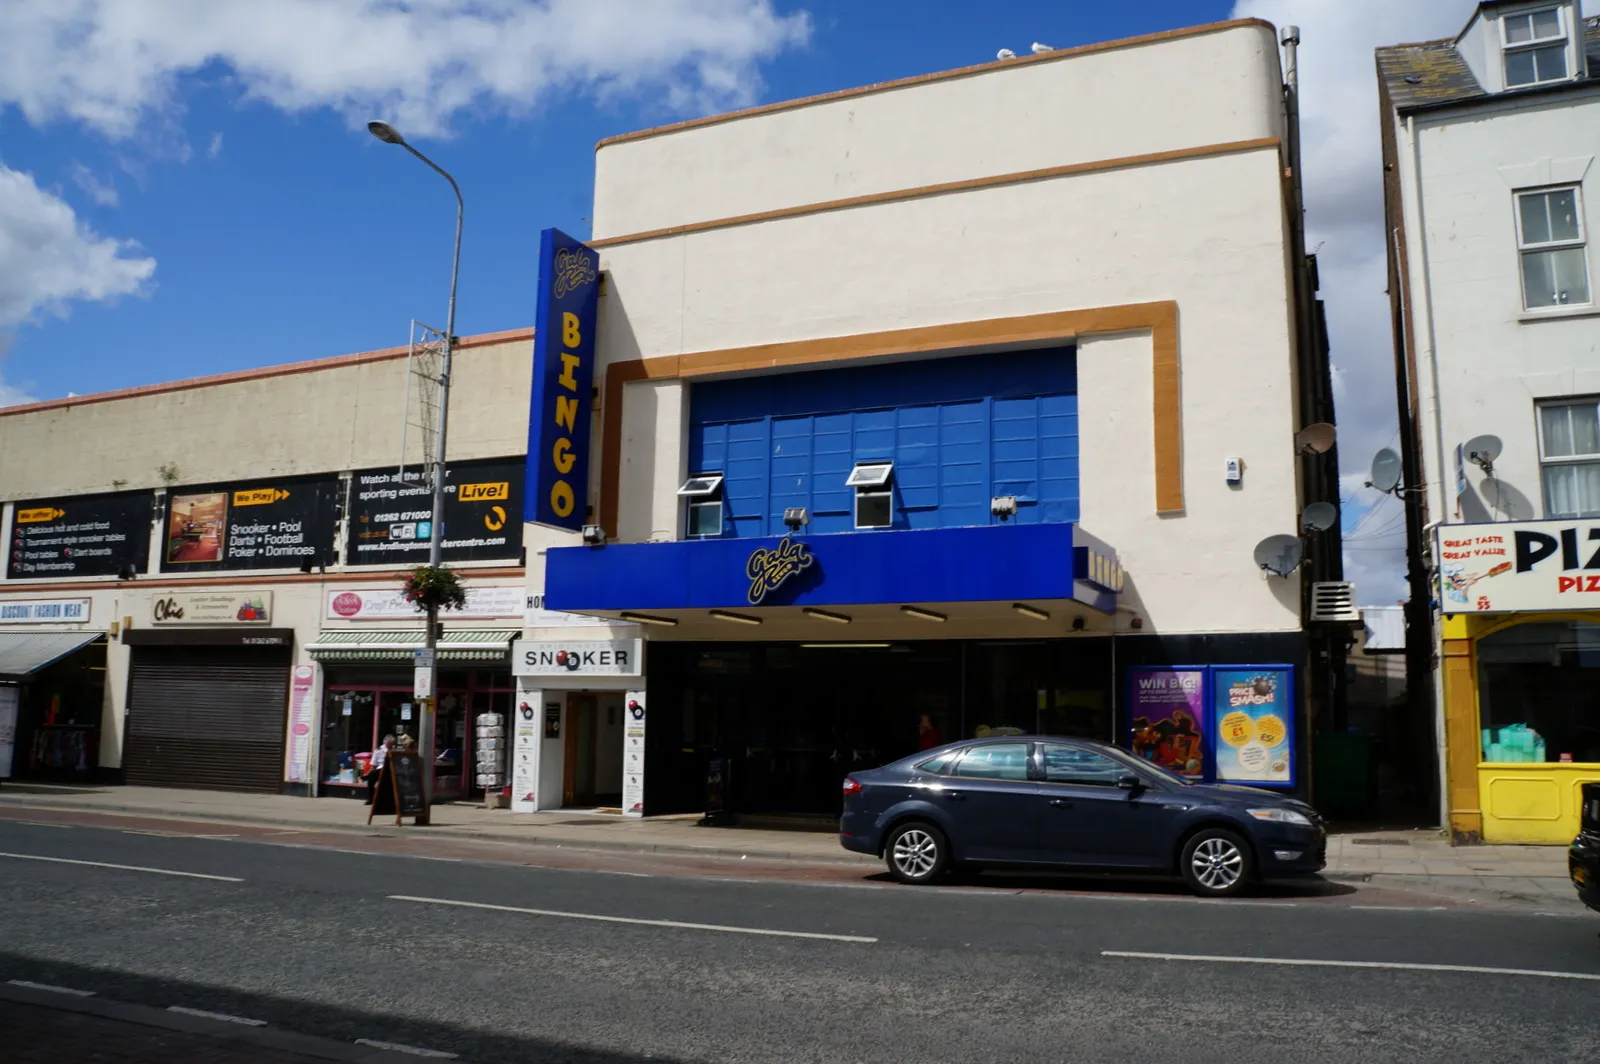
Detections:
[550, 481, 575, 517]
[563, 312, 582, 349]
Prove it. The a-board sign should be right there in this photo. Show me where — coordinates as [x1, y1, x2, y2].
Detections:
[367, 751, 427, 825]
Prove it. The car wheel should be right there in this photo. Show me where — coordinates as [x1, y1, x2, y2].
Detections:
[1180, 828, 1253, 897]
[885, 821, 949, 885]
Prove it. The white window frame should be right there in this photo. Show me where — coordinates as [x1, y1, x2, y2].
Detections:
[1500, 5, 1569, 87]
[1536, 398, 1600, 518]
[677, 473, 724, 537]
[845, 462, 894, 489]
[1515, 185, 1591, 310]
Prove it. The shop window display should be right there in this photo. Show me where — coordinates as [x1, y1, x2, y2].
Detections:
[318, 669, 513, 797]
[1477, 621, 1600, 764]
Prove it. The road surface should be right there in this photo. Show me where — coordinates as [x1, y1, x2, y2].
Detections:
[0, 816, 1595, 1063]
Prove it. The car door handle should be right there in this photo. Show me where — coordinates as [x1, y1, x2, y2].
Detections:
[944, 791, 966, 801]
[1048, 798, 1073, 809]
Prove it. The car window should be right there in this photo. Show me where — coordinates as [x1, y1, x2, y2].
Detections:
[950, 743, 1032, 781]
[1041, 744, 1126, 786]
[916, 751, 958, 774]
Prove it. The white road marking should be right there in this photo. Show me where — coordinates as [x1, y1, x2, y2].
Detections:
[122, 830, 239, 839]
[7, 979, 95, 997]
[0, 851, 242, 882]
[12, 821, 72, 830]
[355, 1037, 458, 1058]
[1349, 904, 1450, 912]
[167, 1006, 267, 1025]
[1103, 950, 1600, 982]
[389, 895, 878, 943]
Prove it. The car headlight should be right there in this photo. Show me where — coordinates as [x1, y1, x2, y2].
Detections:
[1248, 807, 1312, 828]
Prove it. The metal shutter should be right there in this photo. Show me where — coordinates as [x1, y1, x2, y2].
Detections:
[123, 646, 290, 792]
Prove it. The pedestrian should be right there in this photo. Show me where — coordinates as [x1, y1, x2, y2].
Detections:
[918, 714, 945, 751]
[366, 734, 395, 805]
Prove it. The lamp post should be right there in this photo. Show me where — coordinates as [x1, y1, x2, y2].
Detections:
[368, 120, 462, 824]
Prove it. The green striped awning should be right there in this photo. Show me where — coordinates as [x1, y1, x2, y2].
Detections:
[305, 628, 516, 663]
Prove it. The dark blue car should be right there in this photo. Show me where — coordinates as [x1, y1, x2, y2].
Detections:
[840, 736, 1326, 897]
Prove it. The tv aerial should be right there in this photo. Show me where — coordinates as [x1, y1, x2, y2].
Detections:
[1294, 422, 1336, 456]
[1253, 534, 1304, 577]
[1366, 447, 1404, 495]
[1463, 434, 1502, 476]
[1300, 501, 1337, 533]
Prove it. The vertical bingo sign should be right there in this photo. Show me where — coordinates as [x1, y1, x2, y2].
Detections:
[526, 228, 601, 531]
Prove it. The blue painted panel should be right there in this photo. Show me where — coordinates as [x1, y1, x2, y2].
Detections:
[545, 523, 1090, 611]
[688, 347, 1077, 538]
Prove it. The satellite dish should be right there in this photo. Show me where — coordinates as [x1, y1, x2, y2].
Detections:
[1301, 501, 1337, 533]
[1369, 448, 1403, 494]
[1294, 422, 1336, 455]
[1253, 534, 1304, 577]
[1464, 434, 1502, 471]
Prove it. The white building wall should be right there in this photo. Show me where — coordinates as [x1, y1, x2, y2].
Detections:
[595, 143, 1303, 636]
[593, 21, 1285, 238]
[1396, 88, 1600, 529]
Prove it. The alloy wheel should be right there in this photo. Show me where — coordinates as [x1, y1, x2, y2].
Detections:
[892, 829, 939, 879]
[1190, 836, 1244, 891]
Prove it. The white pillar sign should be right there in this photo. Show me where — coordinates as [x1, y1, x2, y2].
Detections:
[413, 666, 434, 700]
[511, 693, 540, 813]
[622, 689, 646, 818]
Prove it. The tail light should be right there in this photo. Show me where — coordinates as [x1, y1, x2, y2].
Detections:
[842, 777, 863, 797]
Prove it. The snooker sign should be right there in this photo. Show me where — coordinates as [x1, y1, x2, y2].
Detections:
[526, 227, 600, 532]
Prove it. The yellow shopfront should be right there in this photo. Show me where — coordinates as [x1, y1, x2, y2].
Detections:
[1442, 612, 1600, 844]
[1438, 520, 1600, 844]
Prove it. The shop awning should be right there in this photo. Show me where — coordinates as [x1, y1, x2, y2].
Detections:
[305, 628, 517, 663]
[0, 631, 104, 677]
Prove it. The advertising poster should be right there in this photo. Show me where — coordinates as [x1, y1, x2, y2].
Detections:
[1127, 667, 1206, 780]
[151, 591, 273, 626]
[346, 457, 525, 565]
[510, 691, 540, 812]
[160, 474, 340, 573]
[7, 491, 153, 579]
[1212, 667, 1295, 788]
[526, 228, 600, 532]
[0, 686, 17, 779]
[284, 664, 319, 785]
[622, 690, 647, 817]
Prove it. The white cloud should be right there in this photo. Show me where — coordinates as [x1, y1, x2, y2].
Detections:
[207, 131, 223, 158]
[0, 0, 814, 140]
[68, 161, 119, 206]
[0, 160, 156, 327]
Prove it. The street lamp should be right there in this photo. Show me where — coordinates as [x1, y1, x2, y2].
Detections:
[368, 119, 463, 824]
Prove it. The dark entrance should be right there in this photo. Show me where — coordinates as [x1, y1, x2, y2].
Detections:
[645, 639, 1114, 816]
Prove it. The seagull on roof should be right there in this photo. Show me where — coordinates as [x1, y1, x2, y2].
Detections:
[1032, 42, 1055, 53]
[997, 48, 1016, 59]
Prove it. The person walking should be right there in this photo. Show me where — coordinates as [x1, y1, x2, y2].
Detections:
[365, 734, 395, 805]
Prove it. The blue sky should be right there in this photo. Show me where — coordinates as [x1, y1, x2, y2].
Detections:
[0, 0, 1229, 401]
[4, 0, 1535, 602]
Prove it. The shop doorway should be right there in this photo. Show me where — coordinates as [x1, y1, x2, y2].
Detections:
[563, 692, 624, 809]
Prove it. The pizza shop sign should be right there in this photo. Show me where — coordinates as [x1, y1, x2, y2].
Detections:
[1438, 519, 1600, 614]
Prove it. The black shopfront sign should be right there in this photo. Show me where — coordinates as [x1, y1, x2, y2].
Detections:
[160, 474, 341, 573]
[346, 457, 525, 565]
[8, 491, 154, 579]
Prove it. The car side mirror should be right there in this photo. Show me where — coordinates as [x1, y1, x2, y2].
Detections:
[1117, 774, 1143, 792]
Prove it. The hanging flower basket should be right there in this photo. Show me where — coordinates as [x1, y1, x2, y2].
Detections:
[402, 564, 468, 613]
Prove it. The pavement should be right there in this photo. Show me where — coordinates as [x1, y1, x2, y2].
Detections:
[1, 815, 1597, 1064]
[0, 781, 1579, 911]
